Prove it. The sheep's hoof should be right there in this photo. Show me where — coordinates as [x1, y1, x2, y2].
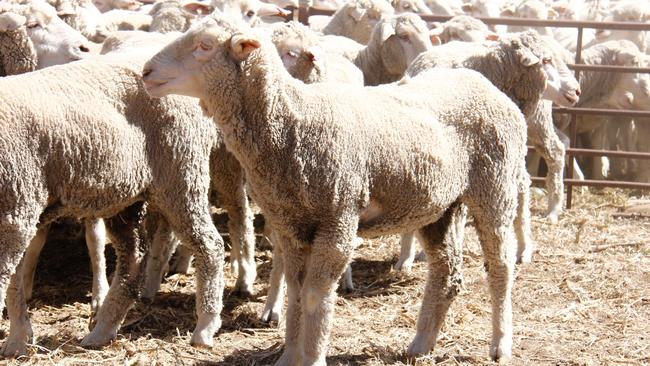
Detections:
[233, 282, 255, 298]
[394, 259, 412, 272]
[260, 307, 281, 324]
[516, 250, 533, 264]
[190, 313, 220, 348]
[414, 250, 426, 262]
[80, 329, 116, 348]
[489, 338, 512, 364]
[2, 332, 32, 358]
[406, 337, 433, 358]
[274, 349, 299, 366]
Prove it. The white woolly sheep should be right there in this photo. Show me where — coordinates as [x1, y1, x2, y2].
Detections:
[0, 48, 230, 357]
[429, 15, 497, 44]
[392, 0, 432, 15]
[322, 0, 395, 44]
[47, 0, 109, 42]
[354, 12, 432, 85]
[0, 12, 36, 75]
[143, 14, 529, 364]
[149, 0, 211, 33]
[101, 8, 152, 31]
[585, 1, 649, 53]
[1, 0, 92, 68]
[212, 0, 290, 26]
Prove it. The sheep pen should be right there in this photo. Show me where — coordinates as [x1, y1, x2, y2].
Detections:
[4, 189, 648, 365]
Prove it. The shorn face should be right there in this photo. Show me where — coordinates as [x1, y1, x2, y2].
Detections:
[142, 16, 260, 99]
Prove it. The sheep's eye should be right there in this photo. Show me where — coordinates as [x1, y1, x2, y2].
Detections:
[542, 57, 552, 64]
[246, 10, 255, 17]
[402, 3, 410, 8]
[199, 41, 212, 51]
[26, 22, 40, 29]
[397, 33, 409, 40]
[287, 50, 298, 58]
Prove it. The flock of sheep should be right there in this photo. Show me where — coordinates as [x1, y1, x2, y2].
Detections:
[0, 0, 648, 364]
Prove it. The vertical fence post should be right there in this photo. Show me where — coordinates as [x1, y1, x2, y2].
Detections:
[298, 0, 309, 24]
[566, 26, 584, 209]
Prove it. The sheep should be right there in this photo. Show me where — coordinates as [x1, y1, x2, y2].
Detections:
[555, 40, 650, 180]
[0, 11, 36, 75]
[212, 0, 290, 26]
[0, 47, 231, 356]
[392, 0, 433, 14]
[405, 32, 580, 255]
[101, 8, 152, 31]
[585, 1, 649, 53]
[353, 12, 432, 86]
[428, 14, 497, 44]
[271, 21, 364, 85]
[149, 0, 211, 33]
[1, 0, 92, 68]
[322, 0, 395, 44]
[92, 0, 141, 12]
[143, 14, 530, 363]
[47, 0, 109, 42]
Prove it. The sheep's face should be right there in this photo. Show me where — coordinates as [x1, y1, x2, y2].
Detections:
[57, 0, 109, 42]
[219, 0, 289, 26]
[609, 53, 650, 109]
[377, 14, 431, 75]
[540, 56, 579, 106]
[14, 1, 91, 68]
[430, 16, 495, 44]
[143, 16, 254, 100]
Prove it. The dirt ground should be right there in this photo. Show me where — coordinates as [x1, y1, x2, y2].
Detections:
[2, 188, 649, 366]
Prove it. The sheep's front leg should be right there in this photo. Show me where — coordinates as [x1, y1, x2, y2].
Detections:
[299, 224, 357, 366]
[275, 239, 307, 366]
[407, 203, 465, 357]
[261, 231, 286, 323]
[515, 170, 535, 263]
[4, 258, 34, 358]
[226, 190, 257, 296]
[85, 219, 109, 316]
[81, 203, 149, 348]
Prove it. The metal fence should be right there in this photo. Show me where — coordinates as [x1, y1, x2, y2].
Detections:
[282, 9, 650, 207]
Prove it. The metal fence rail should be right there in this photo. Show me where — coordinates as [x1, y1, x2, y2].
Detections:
[287, 8, 650, 206]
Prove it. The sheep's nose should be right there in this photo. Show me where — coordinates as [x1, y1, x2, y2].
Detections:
[142, 67, 152, 78]
[575, 88, 581, 96]
[79, 44, 90, 53]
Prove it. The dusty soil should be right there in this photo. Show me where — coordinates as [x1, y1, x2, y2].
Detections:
[3, 188, 649, 366]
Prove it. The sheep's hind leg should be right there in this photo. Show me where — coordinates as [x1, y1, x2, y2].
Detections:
[474, 212, 517, 362]
[21, 225, 49, 301]
[515, 170, 534, 263]
[81, 202, 149, 348]
[4, 257, 34, 357]
[225, 188, 257, 296]
[395, 231, 417, 271]
[261, 231, 286, 323]
[142, 216, 177, 301]
[407, 203, 466, 357]
[85, 218, 109, 317]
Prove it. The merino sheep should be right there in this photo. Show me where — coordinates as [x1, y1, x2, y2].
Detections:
[212, 0, 290, 26]
[271, 21, 364, 85]
[354, 12, 432, 85]
[585, 0, 649, 52]
[392, 0, 432, 14]
[407, 32, 580, 224]
[429, 15, 496, 44]
[0, 47, 230, 356]
[1, 0, 91, 68]
[143, 14, 529, 363]
[48, 0, 109, 42]
[149, 0, 211, 33]
[0, 12, 36, 75]
[322, 0, 395, 44]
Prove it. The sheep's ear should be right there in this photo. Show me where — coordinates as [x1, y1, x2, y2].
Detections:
[183, 2, 213, 15]
[305, 46, 325, 70]
[518, 49, 539, 67]
[379, 21, 395, 42]
[430, 34, 441, 45]
[347, 5, 366, 22]
[230, 33, 261, 61]
[0, 13, 26, 32]
[257, 2, 291, 17]
[485, 32, 499, 41]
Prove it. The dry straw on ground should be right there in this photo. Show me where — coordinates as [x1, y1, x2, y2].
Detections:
[3, 188, 649, 365]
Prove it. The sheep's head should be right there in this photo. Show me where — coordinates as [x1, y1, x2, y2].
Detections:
[7, 0, 91, 68]
[271, 21, 324, 80]
[510, 31, 580, 107]
[53, 0, 110, 42]
[391, 0, 432, 15]
[374, 13, 431, 75]
[338, 0, 394, 43]
[149, 0, 211, 33]
[214, 0, 290, 26]
[600, 41, 650, 109]
[143, 15, 259, 100]
[429, 15, 496, 44]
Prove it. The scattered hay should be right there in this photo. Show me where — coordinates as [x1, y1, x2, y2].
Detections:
[3, 188, 649, 365]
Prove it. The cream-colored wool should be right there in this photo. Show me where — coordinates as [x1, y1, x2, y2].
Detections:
[322, 0, 394, 44]
[143, 15, 528, 364]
